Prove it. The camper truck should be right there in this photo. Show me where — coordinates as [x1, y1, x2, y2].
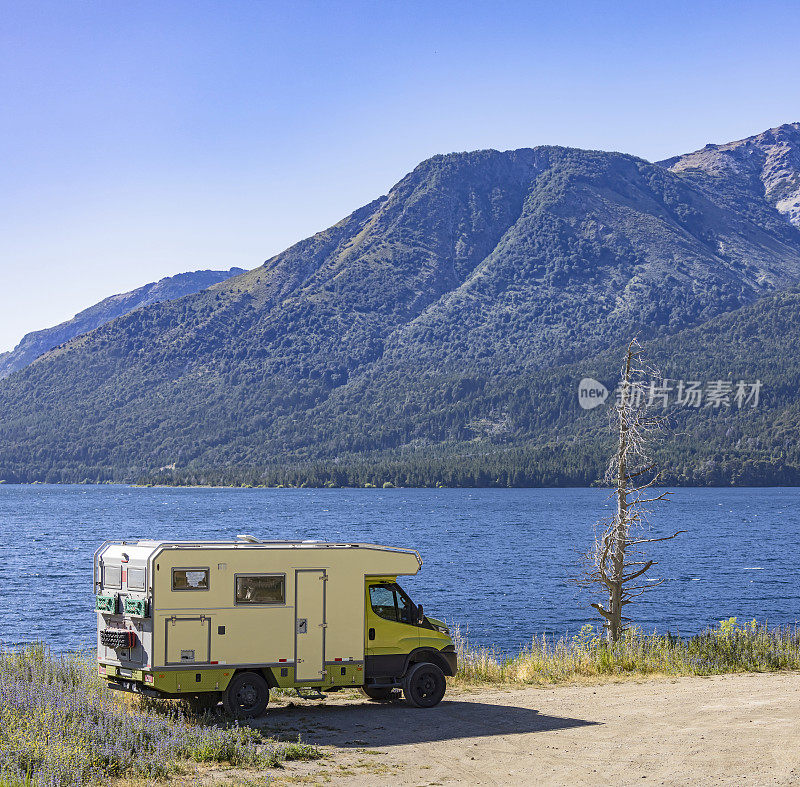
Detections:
[94, 537, 456, 716]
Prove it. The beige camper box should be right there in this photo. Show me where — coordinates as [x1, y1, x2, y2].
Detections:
[94, 537, 456, 715]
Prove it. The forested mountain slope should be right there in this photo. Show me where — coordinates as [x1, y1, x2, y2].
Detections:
[0, 268, 245, 379]
[243, 287, 800, 488]
[1, 125, 800, 484]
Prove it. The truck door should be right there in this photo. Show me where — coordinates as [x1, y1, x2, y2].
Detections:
[365, 582, 420, 677]
[294, 570, 326, 682]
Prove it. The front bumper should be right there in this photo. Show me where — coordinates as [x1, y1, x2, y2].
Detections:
[440, 646, 458, 676]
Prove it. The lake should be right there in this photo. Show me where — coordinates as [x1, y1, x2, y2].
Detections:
[1, 485, 798, 653]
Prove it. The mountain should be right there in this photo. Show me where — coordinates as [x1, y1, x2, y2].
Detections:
[1, 125, 800, 485]
[0, 268, 246, 379]
[661, 122, 800, 228]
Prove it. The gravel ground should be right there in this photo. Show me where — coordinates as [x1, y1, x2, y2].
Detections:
[182, 672, 800, 786]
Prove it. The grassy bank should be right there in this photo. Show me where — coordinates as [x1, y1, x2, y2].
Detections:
[3, 621, 798, 784]
[453, 618, 800, 685]
[0, 644, 320, 787]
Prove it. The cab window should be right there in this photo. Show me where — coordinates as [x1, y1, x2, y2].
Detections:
[369, 584, 414, 624]
[370, 585, 396, 621]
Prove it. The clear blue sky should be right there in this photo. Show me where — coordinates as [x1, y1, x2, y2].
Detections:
[1, 0, 799, 352]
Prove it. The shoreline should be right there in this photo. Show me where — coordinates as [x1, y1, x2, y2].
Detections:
[5, 480, 800, 490]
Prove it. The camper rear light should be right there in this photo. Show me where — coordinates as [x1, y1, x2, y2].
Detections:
[144, 673, 154, 684]
[98, 664, 107, 675]
[95, 594, 117, 613]
[123, 598, 147, 617]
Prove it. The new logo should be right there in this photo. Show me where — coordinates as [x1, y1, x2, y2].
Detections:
[578, 377, 609, 409]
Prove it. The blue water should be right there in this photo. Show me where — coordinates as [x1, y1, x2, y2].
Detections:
[1, 485, 798, 653]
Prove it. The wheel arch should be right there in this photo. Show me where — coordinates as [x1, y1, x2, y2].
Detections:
[405, 647, 454, 677]
[227, 666, 277, 688]
[258, 666, 279, 689]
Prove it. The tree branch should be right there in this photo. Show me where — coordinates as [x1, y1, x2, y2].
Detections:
[632, 492, 672, 505]
[621, 560, 654, 582]
[622, 579, 666, 594]
[591, 603, 613, 620]
[627, 530, 686, 545]
[624, 463, 656, 481]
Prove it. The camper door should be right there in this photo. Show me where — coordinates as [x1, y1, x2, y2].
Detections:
[294, 570, 326, 681]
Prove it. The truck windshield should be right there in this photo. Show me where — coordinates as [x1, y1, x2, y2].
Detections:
[369, 583, 414, 624]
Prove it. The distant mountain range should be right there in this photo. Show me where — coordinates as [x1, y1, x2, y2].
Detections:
[1, 124, 800, 485]
[0, 268, 245, 379]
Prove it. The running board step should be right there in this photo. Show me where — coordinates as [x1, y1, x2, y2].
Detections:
[295, 688, 325, 700]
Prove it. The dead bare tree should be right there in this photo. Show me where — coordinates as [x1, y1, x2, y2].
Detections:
[580, 339, 685, 643]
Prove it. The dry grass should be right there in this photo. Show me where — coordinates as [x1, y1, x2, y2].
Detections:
[452, 618, 800, 687]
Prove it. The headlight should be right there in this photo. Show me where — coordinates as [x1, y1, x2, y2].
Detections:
[435, 624, 449, 634]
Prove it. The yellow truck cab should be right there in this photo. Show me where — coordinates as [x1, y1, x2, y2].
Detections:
[94, 537, 456, 716]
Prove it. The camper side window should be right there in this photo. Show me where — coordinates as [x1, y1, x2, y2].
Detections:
[235, 574, 285, 605]
[172, 568, 209, 591]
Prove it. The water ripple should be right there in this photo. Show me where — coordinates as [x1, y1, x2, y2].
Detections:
[0, 485, 798, 652]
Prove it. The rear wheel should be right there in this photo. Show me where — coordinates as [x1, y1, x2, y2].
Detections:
[402, 662, 446, 708]
[361, 686, 395, 701]
[223, 671, 270, 718]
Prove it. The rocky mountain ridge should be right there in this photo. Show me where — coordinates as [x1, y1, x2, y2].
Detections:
[0, 267, 245, 378]
[661, 122, 800, 227]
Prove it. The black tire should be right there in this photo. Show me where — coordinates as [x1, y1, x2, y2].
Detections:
[223, 671, 270, 718]
[402, 662, 446, 708]
[361, 686, 394, 701]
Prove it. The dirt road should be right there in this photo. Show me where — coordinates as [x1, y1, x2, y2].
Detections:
[255, 672, 800, 785]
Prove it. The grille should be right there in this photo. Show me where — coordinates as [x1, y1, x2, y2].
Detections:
[100, 628, 136, 649]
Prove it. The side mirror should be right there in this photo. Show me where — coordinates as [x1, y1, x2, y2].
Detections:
[416, 604, 424, 626]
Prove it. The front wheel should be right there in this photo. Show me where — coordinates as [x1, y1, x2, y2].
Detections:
[403, 662, 446, 708]
[223, 671, 270, 718]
